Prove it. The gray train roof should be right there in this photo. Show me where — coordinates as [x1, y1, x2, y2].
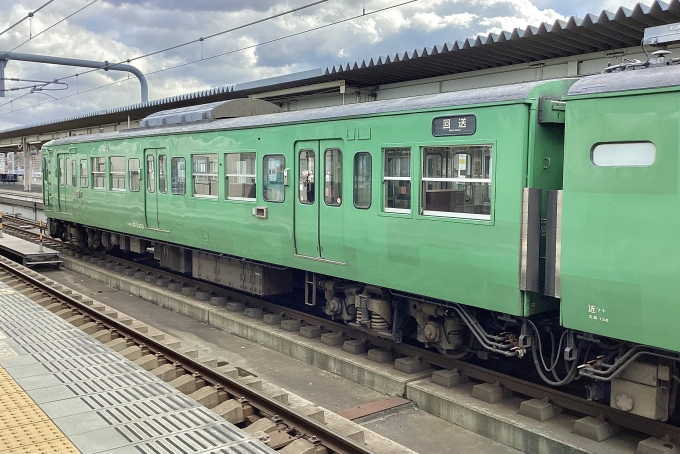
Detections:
[44, 80, 554, 147]
[567, 64, 680, 96]
[7, 1, 680, 140]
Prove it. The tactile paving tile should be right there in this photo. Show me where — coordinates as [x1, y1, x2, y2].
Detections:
[0, 273, 275, 454]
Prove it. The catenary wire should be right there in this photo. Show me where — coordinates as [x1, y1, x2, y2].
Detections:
[0, 0, 57, 37]
[0, 0, 416, 115]
[8, 0, 99, 52]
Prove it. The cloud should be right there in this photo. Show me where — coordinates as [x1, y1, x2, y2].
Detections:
[0, 0, 647, 130]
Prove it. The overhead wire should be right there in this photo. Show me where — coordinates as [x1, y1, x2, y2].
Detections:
[0, 0, 56, 37]
[0, 0, 417, 116]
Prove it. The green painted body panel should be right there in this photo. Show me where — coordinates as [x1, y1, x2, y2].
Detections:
[561, 90, 680, 351]
[44, 80, 574, 317]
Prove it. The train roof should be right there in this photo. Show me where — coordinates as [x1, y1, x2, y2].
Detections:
[44, 79, 567, 147]
[567, 64, 680, 97]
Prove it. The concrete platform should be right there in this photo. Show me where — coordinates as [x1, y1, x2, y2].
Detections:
[0, 276, 274, 454]
[0, 232, 60, 267]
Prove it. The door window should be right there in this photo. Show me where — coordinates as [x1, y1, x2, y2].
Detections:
[80, 159, 88, 188]
[263, 155, 285, 202]
[353, 152, 371, 209]
[298, 150, 315, 204]
[59, 157, 65, 186]
[159, 155, 168, 193]
[324, 149, 342, 206]
[71, 160, 77, 187]
[147, 155, 155, 193]
[65, 158, 71, 186]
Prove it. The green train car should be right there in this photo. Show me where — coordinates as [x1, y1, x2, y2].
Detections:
[41, 64, 680, 421]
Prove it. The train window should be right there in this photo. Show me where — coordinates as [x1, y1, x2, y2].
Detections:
[591, 142, 656, 167]
[65, 158, 72, 187]
[226, 152, 256, 200]
[421, 145, 492, 220]
[79, 159, 88, 188]
[129, 158, 140, 192]
[159, 155, 168, 194]
[59, 157, 65, 186]
[110, 157, 126, 191]
[192, 154, 217, 198]
[298, 150, 315, 204]
[263, 154, 285, 202]
[171, 157, 186, 195]
[324, 149, 342, 206]
[91, 157, 105, 189]
[147, 155, 155, 193]
[353, 152, 371, 209]
[383, 147, 411, 213]
[71, 160, 77, 187]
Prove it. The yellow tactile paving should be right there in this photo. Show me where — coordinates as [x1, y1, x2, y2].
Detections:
[0, 366, 80, 454]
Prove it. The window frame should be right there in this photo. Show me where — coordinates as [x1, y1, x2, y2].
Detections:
[129, 158, 141, 192]
[91, 156, 106, 190]
[420, 143, 494, 221]
[324, 148, 343, 207]
[298, 149, 315, 205]
[71, 159, 77, 187]
[590, 141, 656, 167]
[79, 159, 88, 188]
[171, 157, 186, 195]
[225, 152, 256, 202]
[353, 151, 372, 209]
[382, 146, 412, 215]
[262, 154, 285, 203]
[158, 154, 168, 194]
[109, 156, 126, 191]
[146, 155, 155, 194]
[192, 153, 218, 199]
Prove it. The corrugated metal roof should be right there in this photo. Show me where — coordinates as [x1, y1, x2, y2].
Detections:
[2, 1, 680, 139]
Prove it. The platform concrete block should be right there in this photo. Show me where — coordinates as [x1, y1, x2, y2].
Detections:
[263, 313, 283, 325]
[281, 319, 301, 332]
[96, 259, 108, 267]
[343, 339, 366, 355]
[169, 374, 203, 394]
[91, 330, 113, 343]
[216, 365, 238, 378]
[472, 383, 512, 404]
[151, 364, 183, 382]
[162, 338, 181, 349]
[65, 315, 86, 326]
[300, 325, 322, 339]
[244, 307, 264, 320]
[134, 271, 148, 280]
[105, 338, 128, 352]
[131, 322, 149, 333]
[209, 296, 228, 307]
[134, 354, 160, 371]
[114, 265, 126, 273]
[120, 345, 143, 361]
[189, 386, 220, 408]
[123, 268, 137, 276]
[55, 308, 75, 319]
[573, 416, 621, 442]
[298, 405, 325, 424]
[432, 369, 468, 388]
[518, 399, 561, 422]
[79, 322, 99, 335]
[264, 388, 289, 404]
[117, 315, 133, 325]
[214, 399, 245, 424]
[168, 282, 183, 292]
[637, 437, 678, 454]
[181, 286, 197, 297]
[89, 257, 98, 264]
[368, 348, 393, 364]
[239, 376, 263, 391]
[155, 278, 170, 288]
[178, 347, 199, 358]
[281, 439, 315, 454]
[144, 274, 157, 284]
[195, 291, 211, 301]
[244, 417, 277, 435]
[105, 262, 116, 270]
[395, 357, 427, 374]
[327, 420, 365, 444]
[226, 301, 245, 313]
[321, 332, 344, 346]
[44, 302, 64, 312]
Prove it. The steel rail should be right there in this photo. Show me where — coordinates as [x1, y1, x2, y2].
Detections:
[0, 257, 375, 454]
[4, 220, 680, 442]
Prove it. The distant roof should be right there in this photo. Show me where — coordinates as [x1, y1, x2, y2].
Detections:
[2, 0, 680, 139]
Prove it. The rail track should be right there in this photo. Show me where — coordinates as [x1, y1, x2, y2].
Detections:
[0, 224, 374, 454]
[3, 215, 679, 444]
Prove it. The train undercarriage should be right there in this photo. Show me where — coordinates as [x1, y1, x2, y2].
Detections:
[50, 218, 680, 423]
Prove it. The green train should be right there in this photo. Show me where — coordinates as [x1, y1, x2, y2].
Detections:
[42, 62, 680, 422]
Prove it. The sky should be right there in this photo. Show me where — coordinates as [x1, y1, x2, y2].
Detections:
[0, 0, 645, 130]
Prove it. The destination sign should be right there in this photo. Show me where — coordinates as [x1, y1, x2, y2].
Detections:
[432, 115, 477, 137]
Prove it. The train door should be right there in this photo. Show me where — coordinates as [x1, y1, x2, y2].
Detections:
[56, 153, 70, 213]
[294, 141, 320, 257]
[144, 148, 165, 229]
[42, 155, 51, 210]
[293, 139, 345, 263]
